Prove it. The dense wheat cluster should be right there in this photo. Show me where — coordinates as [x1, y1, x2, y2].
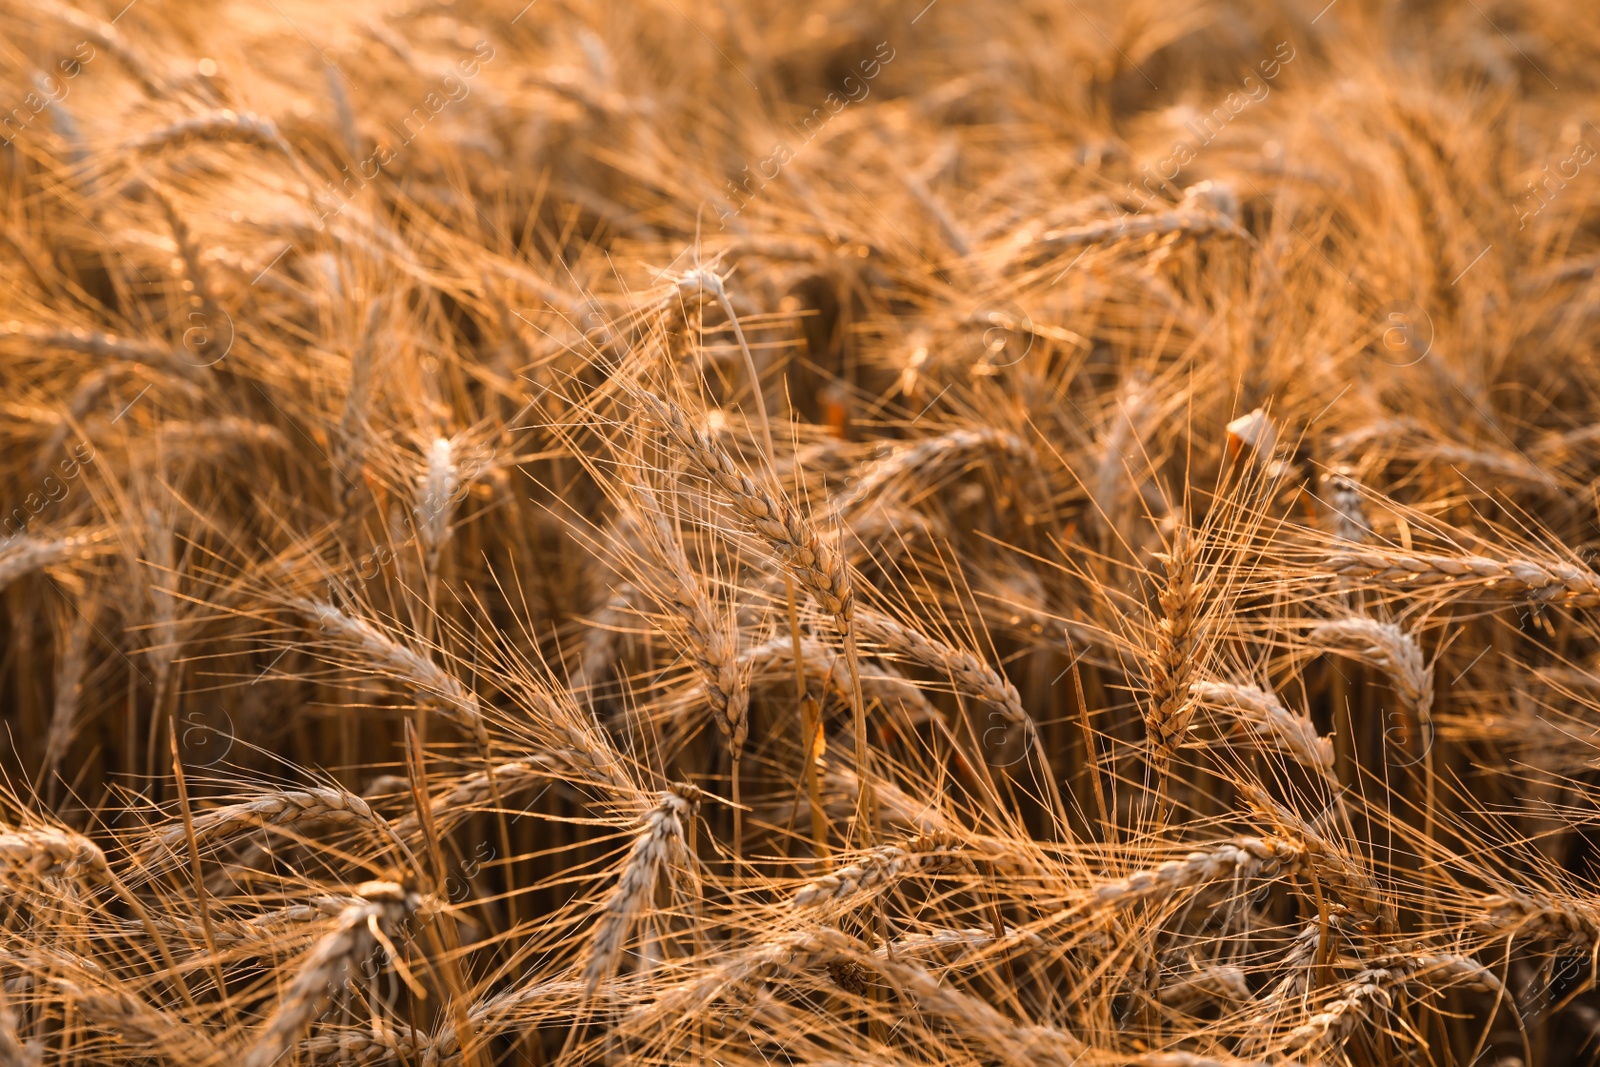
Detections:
[5, 0, 1600, 1063]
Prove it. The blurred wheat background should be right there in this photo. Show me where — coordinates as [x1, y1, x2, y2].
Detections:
[3, 0, 1600, 1064]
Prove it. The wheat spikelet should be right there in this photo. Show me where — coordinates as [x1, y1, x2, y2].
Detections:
[1024, 181, 1245, 262]
[416, 436, 460, 564]
[1376, 952, 1504, 994]
[1190, 681, 1334, 774]
[331, 304, 383, 516]
[1085, 836, 1303, 912]
[0, 982, 35, 1067]
[393, 757, 558, 839]
[0, 532, 112, 591]
[628, 928, 845, 1025]
[831, 427, 1032, 516]
[134, 787, 379, 868]
[289, 598, 488, 749]
[42, 610, 90, 783]
[790, 833, 963, 909]
[127, 109, 295, 158]
[43, 975, 223, 1067]
[853, 609, 1030, 731]
[623, 483, 749, 756]
[1273, 966, 1484, 1062]
[240, 880, 423, 1067]
[156, 417, 289, 453]
[639, 390, 852, 621]
[0, 826, 108, 880]
[584, 784, 698, 993]
[1309, 616, 1433, 720]
[855, 938, 1088, 1065]
[881, 925, 1043, 960]
[735, 634, 939, 721]
[0, 322, 184, 367]
[1280, 967, 1398, 1054]
[1158, 961, 1252, 1010]
[1320, 466, 1372, 543]
[1322, 546, 1600, 606]
[298, 1022, 426, 1066]
[1473, 890, 1600, 944]
[1145, 528, 1201, 774]
[32, 0, 165, 95]
[1242, 786, 1393, 934]
[151, 188, 227, 361]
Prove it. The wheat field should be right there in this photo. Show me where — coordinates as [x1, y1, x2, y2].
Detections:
[2, 0, 1600, 1064]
